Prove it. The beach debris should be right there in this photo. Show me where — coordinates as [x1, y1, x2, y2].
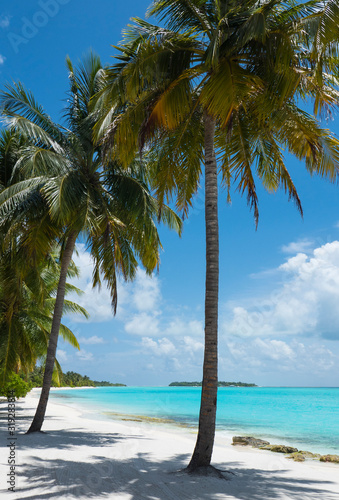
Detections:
[319, 455, 339, 463]
[232, 436, 270, 448]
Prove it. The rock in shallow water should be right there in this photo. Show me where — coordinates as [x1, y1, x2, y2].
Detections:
[286, 452, 305, 462]
[232, 436, 270, 448]
[319, 455, 339, 463]
[287, 451, 321, 462]
[260, 444, 298, 454]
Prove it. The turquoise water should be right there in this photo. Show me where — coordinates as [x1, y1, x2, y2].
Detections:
[50, 386, 339, 455]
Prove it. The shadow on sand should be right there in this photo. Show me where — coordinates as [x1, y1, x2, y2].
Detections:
[8, 426, 338, 500]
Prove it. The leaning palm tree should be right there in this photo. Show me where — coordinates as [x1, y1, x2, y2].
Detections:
[0, 243, 88, 386]
[0, 129, 86, 384]
[94, 0, 339, 472]
[0, 52, 181, 433]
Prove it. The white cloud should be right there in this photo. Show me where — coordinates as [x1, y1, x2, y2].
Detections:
[76, 349, 94, 361]
[183, 336, 204, 352]
[138, 333, 205, 379]
[281, 239, 314, 254]
[0, 16, 10, 28]
[66, 244, 119, 322]
[140, 334, 203, 365]
[253, 339, 296, 361]
[125, 312, 160, 336]
[133, 270, 160, 311]
[279, 252, 308, 272]
[223, 241, 339, 341]
[56, 349, 68, 363]
[142, 337, 176, 356]
[164, 318, 203, 338]
[78, 335, 104, 345]
[67, 246, 163, 324]
[225, 337, 337, 376]
[0, 55, 5, 65]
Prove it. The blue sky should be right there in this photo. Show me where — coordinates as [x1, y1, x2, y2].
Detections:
[1, 1, 339, 387]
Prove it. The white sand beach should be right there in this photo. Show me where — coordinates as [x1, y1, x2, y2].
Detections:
[1, 390, 339, 500]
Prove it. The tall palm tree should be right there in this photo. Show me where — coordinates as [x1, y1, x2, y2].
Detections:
[94, 0, 339, 472]
[0, 53, 182, 433]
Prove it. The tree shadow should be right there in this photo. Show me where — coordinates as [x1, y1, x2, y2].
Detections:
[13, 428, 149, 451]
[16, 450, 338, 500]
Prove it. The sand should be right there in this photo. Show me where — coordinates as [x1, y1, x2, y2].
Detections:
[1, 390, 339, 499]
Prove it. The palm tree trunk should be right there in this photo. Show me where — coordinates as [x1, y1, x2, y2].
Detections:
[188, 112, 219, 471]
[27, 232, 77, 433]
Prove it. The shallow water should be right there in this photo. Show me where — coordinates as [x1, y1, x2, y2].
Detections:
[50, 386, 339, 455]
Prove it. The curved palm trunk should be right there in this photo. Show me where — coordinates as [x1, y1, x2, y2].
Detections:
[27, 232, 77, 433]
[188, 113, 219, 471]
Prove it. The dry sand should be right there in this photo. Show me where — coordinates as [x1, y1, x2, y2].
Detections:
[1, 390, 339, 499]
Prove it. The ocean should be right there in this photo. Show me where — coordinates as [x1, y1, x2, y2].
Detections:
[49, 386, 339, 455]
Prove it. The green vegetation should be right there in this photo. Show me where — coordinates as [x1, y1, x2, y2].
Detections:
[0, 243, 87, 386]
[27, 366, 125, 388]
[169, 382, 257, 387]
[93, 381, 126, 387]
[0, 372, 32, 398]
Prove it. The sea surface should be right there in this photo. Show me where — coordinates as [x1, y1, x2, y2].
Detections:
[49, 386, 339, 455]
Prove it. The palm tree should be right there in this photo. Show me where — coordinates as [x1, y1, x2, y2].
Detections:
[0, 53, 182, 433]
[94, 0, 339, 472]
[0, 129, 86, 385]
[0, 243, 88, 386]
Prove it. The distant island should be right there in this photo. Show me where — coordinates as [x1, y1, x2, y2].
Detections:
[93, 381, 126, 387]
[169, 381, 257, 387]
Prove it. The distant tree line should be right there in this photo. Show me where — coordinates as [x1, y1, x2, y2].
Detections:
[29, 366, 126, 388]
[0, 366, 126, 398]
[169, 381, 257, 387]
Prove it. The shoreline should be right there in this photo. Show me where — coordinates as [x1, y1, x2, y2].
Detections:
[43, 387, 339, 458]
[1, 393, 338, 499]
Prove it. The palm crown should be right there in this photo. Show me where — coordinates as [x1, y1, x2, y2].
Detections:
[95, 0, 339, 222]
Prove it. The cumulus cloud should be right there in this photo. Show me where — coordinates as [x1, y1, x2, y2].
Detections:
[125, 313, 204, 338]
[56, 349, 68, 363]
[0, 55, 5, 65]
[66, 244, 113, 322]
[67, 245, 163, 324]
[141, 335, 204, 359]
[76, 349, 94, 361]
[223, 241, 339, 341]
[281, 239, 314, 254]
[142, 337, 176, 356]
[225, 337, 337, 375]
[78, 335, 104, 345]
[125, 312, 160, 336]
[183, 336, 204, 354]
[164, 319, 203, 338]
[132, 270, 160, 311]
